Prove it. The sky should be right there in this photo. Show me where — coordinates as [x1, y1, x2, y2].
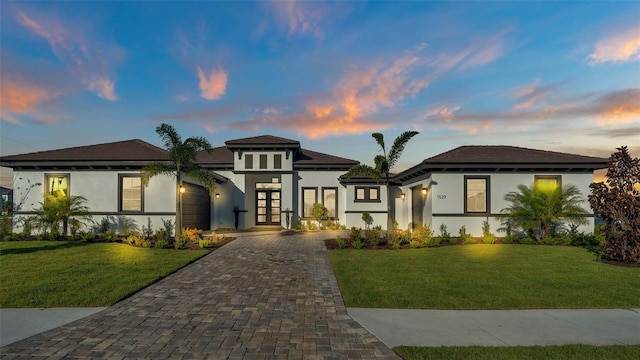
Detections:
[1, 1, 639, 188]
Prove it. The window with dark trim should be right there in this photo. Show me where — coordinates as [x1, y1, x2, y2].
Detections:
[119, 174, 144, 212]
[302, 187, 317, 218]
[355, 186, 380, 202]
[322, 187, 338, 218]
[259, 154, 268, 169]
[534, 175, 561, 191]
[465, 176, 489, 213]
[45, 173, 70, 198]
[245, 154, 254, 169]
[274, 154, 282, 169]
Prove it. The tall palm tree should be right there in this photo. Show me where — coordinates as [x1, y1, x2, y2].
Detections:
[499, 183, 588, 242]
[141, 123, 217, 239]
[345, 131, 419, 238]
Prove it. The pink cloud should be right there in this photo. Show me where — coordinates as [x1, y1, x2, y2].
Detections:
[0, 76, 57, 124]
[88, 77, 118, 101]
[589, 26, 640, 64]
[513, 81, 562, 110]
[265, 0, 328, 38]
[427, 30, 509, 73]
[15, 9, 122, 101]
[197, 66, 227, 100]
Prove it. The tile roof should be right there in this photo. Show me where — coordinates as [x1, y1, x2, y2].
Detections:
[423, 146, 609, 164]
[225, 135, 300, 147]
[294, 149, 359, 167]
[195, 146, 234, 165]
[0, 139, 169, 163]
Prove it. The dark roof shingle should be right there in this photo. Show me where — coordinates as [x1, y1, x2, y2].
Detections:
[423, 146, 608, 164]
[0, 139, 169, 163]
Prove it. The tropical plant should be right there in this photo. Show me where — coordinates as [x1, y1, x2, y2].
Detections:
[482, 218, 496, 244]
[311, 203, 329, 227]
[34, 194, 92, 236]
[141, 123, 218, 240]
[498, 183, 588, 243]
[345, 131, 419, 239]
[589, 146, 640, 263]
[361, 212, 373, 229]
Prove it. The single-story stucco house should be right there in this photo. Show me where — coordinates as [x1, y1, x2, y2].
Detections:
[0, 135, 608, 236]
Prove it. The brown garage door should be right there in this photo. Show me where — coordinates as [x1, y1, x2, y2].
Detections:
[182, 183, 210, 230]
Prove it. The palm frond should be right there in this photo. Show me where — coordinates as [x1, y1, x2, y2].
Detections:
[185, 167, 218, 196]
[156, 123, 182, 150]
[371, 133, 387, 157]
[388, 131, 419, 169]
[141, 162, 176, 187]
[344, 164, 382, 183]
[184, 136, 213, 153]
[374, 155, 389, 174]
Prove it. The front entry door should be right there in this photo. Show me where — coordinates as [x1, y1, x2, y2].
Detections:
[256, 190, 281, 225]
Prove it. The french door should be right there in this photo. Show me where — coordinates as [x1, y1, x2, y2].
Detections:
[256, 190, 281, 225]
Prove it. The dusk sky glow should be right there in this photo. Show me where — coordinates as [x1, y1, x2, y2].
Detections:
[1, 1, 639, 188]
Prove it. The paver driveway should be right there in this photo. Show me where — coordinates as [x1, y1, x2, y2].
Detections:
[0, 231, 400, 359]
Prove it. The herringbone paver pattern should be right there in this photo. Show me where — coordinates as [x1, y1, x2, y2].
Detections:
[0, 232, 399, 359]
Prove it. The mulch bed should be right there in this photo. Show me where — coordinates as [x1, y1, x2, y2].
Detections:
[184, 237, 235, 250]
[599, 259, 640, 268]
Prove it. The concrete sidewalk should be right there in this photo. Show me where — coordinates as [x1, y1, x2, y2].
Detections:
[0, 307, 106, 347]
[348, 308, 640, 347]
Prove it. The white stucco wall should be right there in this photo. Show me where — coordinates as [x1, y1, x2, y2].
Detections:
[297, 171, 348, 226]
[424, 171, 596, 237]
[11, 170, 175, 234]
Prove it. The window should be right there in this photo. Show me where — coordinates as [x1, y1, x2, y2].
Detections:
[45, 174, 70, 198]
[322, 187, 337, 218]
[535, 175, 561, 192]
[245, 154, 253, 169]
[355, 186, 380, 202]
[259, 154, 268, 169]
[465, 176, 489, 213]
[119, 175, 143, 212]
[302, 187, 317, 218]
[274, 154, 282, 169]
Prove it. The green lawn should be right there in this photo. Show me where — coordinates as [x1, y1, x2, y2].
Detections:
[329, 245, 640, 309]
[394, 345, 640, 360]
[0, 241, 209, 308]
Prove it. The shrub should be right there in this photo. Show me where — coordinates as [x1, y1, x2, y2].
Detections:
[457, 226, 472, 245]
[392, 239, 401, 250]
[294, 219, 303, 231]
[349, 227, 363, 242]
[102, 230, 118, 242]
[482, 218, 496, 244]
[361, 212, 373, 229]
[400, 229, 412, 244]
[502, 234, 517, 244]
[161, 218, 174, 239]
[589, 146, 640, 263]
[409, 239, 422, 249]
[312, 203, 329, 226]
[155, 239, 169, 249]
[351, 238, 364, 249]
[336, 235, 346, 249]
[364, 229, 376, 246]
[142, 217, 154, 240]
[198, 239, 211, 248]
[521, 237, 536, 245]
[141, 240, 153, 248]
[413, 224, 434, 246]
[78, 231, 95, 242]
[438, 224, 451, 244]
[182, 228, 203, 242]
[126, 233, 144, 246]
[174, 239, 187, 249]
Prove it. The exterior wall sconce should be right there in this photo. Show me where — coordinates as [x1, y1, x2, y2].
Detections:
[179, 185, 186, 194]
[215, 193, 221, 199]
[400, 192, 406, 201]
[421, 187, 428, 196]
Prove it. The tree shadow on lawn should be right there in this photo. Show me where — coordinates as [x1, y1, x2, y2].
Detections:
[0, 241, 90, 256]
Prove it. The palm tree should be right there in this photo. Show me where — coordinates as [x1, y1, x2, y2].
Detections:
[345, 131, 419, 239]
[35, 194, 92, 236]
[498, 183, 588, 242]
[141, 123, 217, 240]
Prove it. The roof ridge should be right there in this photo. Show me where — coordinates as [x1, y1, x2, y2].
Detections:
[299, 148, 359, 163]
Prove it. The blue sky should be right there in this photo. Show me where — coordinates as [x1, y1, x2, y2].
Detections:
[1, 1, 639, 188]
